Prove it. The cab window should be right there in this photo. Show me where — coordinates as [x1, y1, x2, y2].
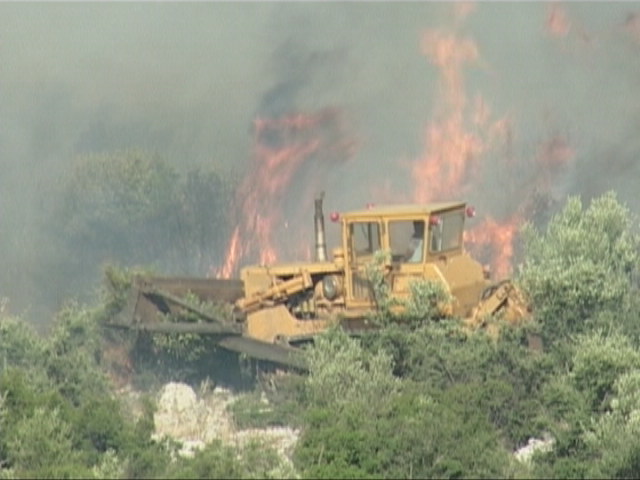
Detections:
[429, 210, 464, 253]
[349, 222, 381, 261]
[389, 220, 425, 263]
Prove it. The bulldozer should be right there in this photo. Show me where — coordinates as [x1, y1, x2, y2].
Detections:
[106, 194, 530, 369]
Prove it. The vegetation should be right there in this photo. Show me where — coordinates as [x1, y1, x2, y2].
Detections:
[33, 149, 235, 315]
[518, 192, 639, 345]
[2, 189, 640, 478]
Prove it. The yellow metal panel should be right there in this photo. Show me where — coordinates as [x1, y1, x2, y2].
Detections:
[343, 202, 466, 219]
[246, 305, 331, 344]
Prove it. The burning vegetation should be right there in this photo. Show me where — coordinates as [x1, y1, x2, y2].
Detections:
[214, 5, 575, 282]
[215, 108, 356, 278]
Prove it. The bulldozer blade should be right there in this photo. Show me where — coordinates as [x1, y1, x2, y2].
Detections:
[108, 320, 242, 335]
[106, 318, 307, 370]
[135, 276, 244, 303]
[113, 275, 245, 327]
[218, 336, 308, 371]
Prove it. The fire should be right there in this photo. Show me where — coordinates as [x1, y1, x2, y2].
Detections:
[216, 3, 577, 282]
[413, 29, 488, 204]
[214, 108, 355, 278]
[412, 16, 518, 276]
[546, 3, 571, 38]
[411, 5, 574, 278]
[216, 226, 241, 280]
[546, 3, 593, 47]
[465, 216, 521, 281]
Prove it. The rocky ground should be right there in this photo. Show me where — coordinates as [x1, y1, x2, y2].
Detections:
[118, 380, 300, 475]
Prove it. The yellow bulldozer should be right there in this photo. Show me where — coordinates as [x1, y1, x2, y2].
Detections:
[107, 194, 529, 369]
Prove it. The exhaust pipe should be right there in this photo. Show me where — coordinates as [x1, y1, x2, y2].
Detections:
[314, 192, 328, 261]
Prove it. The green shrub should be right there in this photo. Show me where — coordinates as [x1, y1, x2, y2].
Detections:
[166, 438, 293, 480]
[518, 192, 639, 343]
[229, 391, 285, 430]
[6, 407, 84, 478]
[570, 330, 640, 411]
[581, 370, 640, 478]
[304, 326, 399, 411]
[0, 315, 47, 371]
[364, 250, 451, 328]
[166, 440, 243, 479]
[296, 385, 511, 479]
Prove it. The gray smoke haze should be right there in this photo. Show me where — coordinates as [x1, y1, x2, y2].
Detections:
[2, 2, 640, 325]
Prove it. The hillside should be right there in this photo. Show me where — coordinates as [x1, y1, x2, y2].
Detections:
[1, 191, 640, 479]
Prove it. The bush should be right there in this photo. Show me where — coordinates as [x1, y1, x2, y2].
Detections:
[364, 250, 451, 328]
[0, 314, 47, 371]
[45, 303, 111, 406]
[166, 440, 242, 479]
[229, 390, 294, 430]
[581, 370, 640, 478]
[296, 384, 511, 479]
[0, 310, 179, 479]
[165, 437, 294, 480]
[75, 394, 128, 458]
[0, 368, 67, 467]
[365, 321, 557, 449]
[5, 407, 88, 478]
[304, 326, 399, 411]
[570, 330, 640, 411]
[518, 192, 639, 343]
[296, 325, 519, 478]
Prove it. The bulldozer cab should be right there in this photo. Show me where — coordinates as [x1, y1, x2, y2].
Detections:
[341, 202, 468, 310]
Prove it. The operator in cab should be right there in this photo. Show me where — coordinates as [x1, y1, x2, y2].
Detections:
[406, 220, 425, 263]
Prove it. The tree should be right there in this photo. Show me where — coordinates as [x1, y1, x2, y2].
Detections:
[582, 370, 640, 478]
[174, 168, 233, 273]
[0, 314, 46, 372]
[570, 330, 640, 412]
[517, 191, 640, 343]
[42, 149, 234, 308]
[44, 302, 111, 407]
[530, 330, 640, 478]
[5, 407, 89, 478]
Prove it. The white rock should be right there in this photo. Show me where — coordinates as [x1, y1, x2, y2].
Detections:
[514, 435, 555, 463]
[178, 439, 206, 458]
[149, 380, 300, 471]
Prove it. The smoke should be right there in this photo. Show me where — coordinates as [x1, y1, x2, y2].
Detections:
[2, 2, 640, 323]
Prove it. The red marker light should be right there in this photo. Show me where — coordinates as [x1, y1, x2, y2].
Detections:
[465, 206, 476, 218]
[330, 211, 340, 222]
[366, 202, 375, 210]
[429, 215, 442, 226]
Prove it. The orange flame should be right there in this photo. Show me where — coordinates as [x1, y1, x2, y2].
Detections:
[410, 7, 575, 279]
[214, 108, 355, 278]
[216, 225, 241, 280]
[217, 3, 577, 282]
[465, 216, 521, 280]
[413, 29, 483, 204]
[546, 3, 571, 38]
[546, 3, 593, 47]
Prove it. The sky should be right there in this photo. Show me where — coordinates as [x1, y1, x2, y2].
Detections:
[2, 1, 640, 322]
